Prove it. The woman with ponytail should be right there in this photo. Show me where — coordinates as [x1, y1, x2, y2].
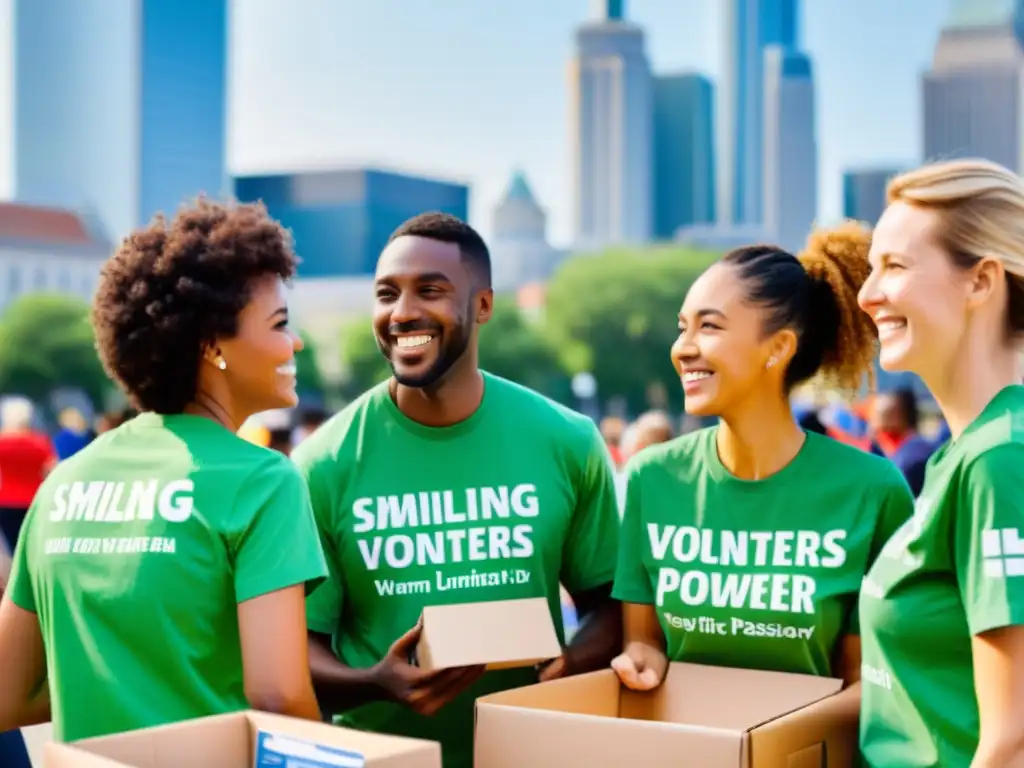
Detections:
[611, 223, 914, 712]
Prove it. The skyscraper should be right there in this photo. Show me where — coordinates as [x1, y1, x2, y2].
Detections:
[490, 170, 563, 291]
[718, 0, 799, 226]
[843, 168, 904, 225]
[923, 0, 1024, 171]
[761, 46, 816, 253]
[234, 167, 470, 277]
[569, 0, 652, 247]
[652, 74, 716, 239]
[11, 0, 228, 241]
[591, 0, 624, 21]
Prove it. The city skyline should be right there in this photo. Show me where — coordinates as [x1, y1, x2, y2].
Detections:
[0, 0, 952, 247]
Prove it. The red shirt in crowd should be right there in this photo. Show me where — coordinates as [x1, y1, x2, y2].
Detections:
[0, 431, 55, 509]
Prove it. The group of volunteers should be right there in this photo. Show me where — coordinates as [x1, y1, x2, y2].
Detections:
[0, 156, 1020, 768]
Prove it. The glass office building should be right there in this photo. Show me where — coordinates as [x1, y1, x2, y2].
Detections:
[234, 169, 470, 277]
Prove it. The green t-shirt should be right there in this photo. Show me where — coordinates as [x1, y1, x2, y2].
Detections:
[613, 426, 913, 677]
[860, 385, 1024, 768]
[292, 373, 621, 768]
[6, 412, 328, 742]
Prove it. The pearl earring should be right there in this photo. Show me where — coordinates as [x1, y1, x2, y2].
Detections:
[217, 358, 227, 371]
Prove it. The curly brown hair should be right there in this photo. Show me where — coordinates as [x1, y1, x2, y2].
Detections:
[92, 199, 298, 414]
[722, 220, 877, 395]
[797, 220, 878, 393]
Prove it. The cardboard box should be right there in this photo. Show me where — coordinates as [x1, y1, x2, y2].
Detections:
[475, 662, 858, 767]
[413, 596, 562, 672]
[44, 710, 441, 768]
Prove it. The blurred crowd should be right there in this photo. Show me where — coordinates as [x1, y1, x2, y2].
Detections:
[0, 385, 947, 562]
[598, 385, 948, 502]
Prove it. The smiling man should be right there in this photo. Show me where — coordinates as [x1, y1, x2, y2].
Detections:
[292, 212, 621, 768]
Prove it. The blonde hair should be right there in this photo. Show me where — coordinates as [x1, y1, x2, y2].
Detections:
[887, 158, 1024, 337]
[798, 221, 879, 394]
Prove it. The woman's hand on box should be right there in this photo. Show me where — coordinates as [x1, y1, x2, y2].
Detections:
[611, 642, 668, 691]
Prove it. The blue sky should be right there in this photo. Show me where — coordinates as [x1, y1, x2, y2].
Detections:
[1, 0, 952, 246]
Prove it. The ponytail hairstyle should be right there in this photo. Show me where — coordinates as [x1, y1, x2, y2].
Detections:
[721, 220, 878, 395]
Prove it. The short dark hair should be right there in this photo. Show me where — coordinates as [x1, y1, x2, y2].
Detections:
[888, 387, 920, 430]
[386, 212, 491, 288]
[721, 221, 878, 394]
[299, 407, 329, 428]
[268, 427, 293, 446]
[92, 199, 299, 414]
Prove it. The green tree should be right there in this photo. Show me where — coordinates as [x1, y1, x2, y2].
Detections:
[339, 318, 390, 396]
[295, 331, 325, 397]
[338, 299, 569, 399]
[0, 293, 111, 406]
[542, 246, 721, 414]
[479, 296, 568, 399]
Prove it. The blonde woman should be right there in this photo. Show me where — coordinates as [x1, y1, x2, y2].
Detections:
[858, 159, 1024, 767]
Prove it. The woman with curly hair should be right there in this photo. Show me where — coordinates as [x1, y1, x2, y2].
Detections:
[611, 223, 915, 721]
[0, 199, 327, 742]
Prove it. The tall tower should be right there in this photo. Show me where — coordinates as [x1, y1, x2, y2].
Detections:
[652, 73, 716, 239]
[12, 0, 228, 241]
[922, 0, 1024, 171]
[718, 0, 799, 226]
[591, 0, 624, 21]
[490, 170, 560, 291]
[843, 168, 905, 225]
[762, 46, 816, 253]
[569, 0, 653, 247]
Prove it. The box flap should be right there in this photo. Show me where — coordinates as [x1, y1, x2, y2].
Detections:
[748, 684, 858, 766]
[619, 663, 842, 731]
[69, 711, 250, 767]
[44, 743, 128, 768]
[416, 597, 561, 671]
[477, 669, 621, 716]
[60, 711, 441, 767]
[475, 671, 744, 767]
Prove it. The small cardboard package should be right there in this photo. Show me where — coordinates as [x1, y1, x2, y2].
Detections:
[475, 662, 858, 767]
[413, 596, 562, 672]
[44, 710, 441, 768]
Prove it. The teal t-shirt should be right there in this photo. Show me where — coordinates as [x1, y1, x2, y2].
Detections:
[6, 413, 328, 742]
[613, 427, 913, 677]
[292, 373, 621, 768]
[860, 385, 1024, 768]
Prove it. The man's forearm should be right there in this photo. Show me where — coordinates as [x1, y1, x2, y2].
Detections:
[565, 592, 622, 674]
[308, 635, 388, 714]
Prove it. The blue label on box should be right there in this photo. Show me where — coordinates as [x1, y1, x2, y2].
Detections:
[254, 730, 366, 768]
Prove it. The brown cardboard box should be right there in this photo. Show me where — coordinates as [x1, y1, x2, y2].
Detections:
[414, 596, 562, 672]
[475, 662, 858, 767]
[43, 710, 441, 768]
